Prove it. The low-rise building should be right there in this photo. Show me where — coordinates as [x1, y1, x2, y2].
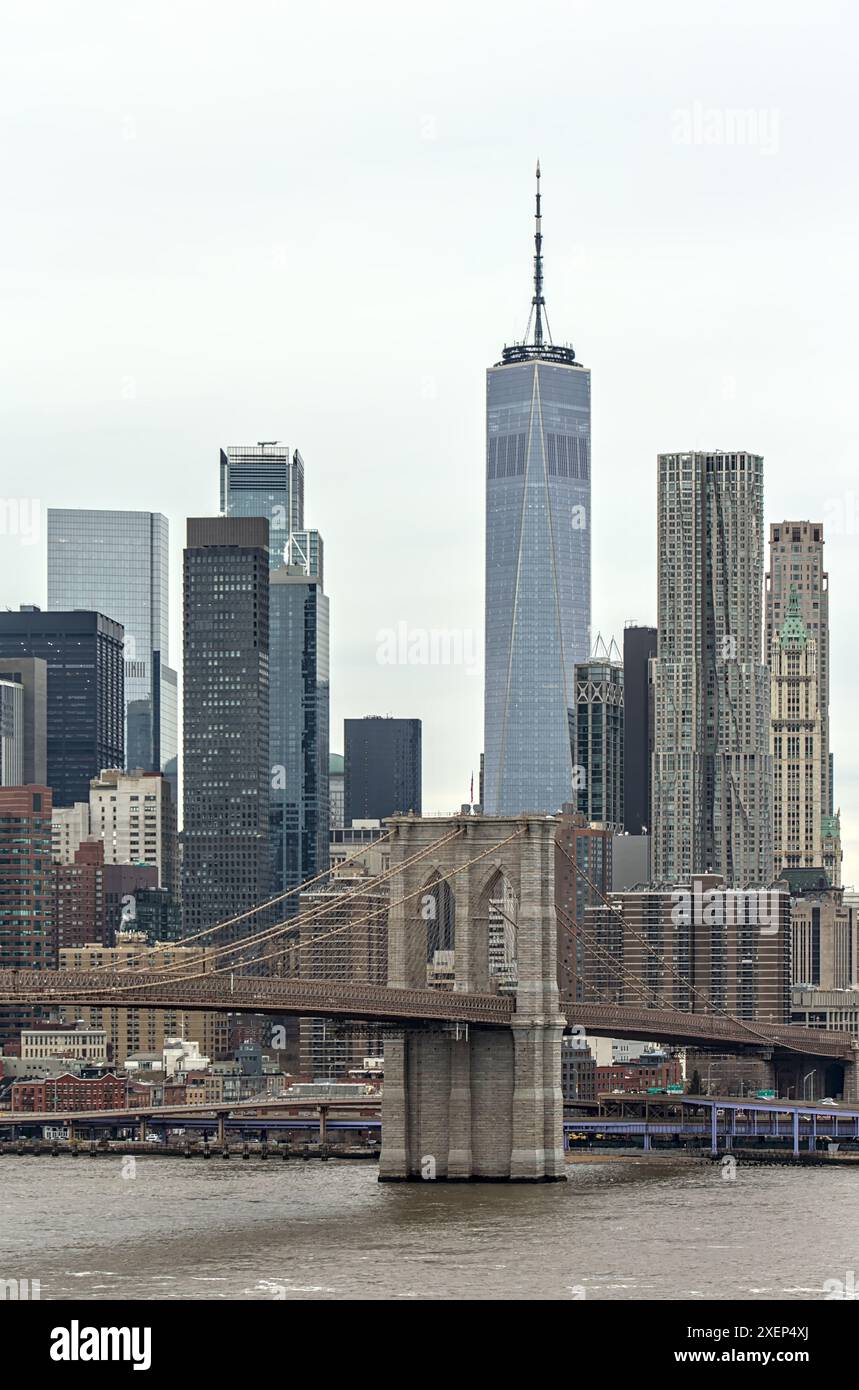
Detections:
[20, 1024, 107, 1066]
[11, 1071, 126, 1113]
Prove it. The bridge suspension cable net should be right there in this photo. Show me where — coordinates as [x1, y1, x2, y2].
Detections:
[93, 824, 464, 984]
[555, 838, 821, 1060]
[85, 825, 401, 970]
[13, 825, 528, 1003]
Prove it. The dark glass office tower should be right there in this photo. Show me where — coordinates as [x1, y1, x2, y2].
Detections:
[573, 640, 624, 829]
[0, 608, 124, 806]
[182, 518, 270, 940]
[622, 623, 657, 834]
[221, 443, 329, 903]
[344, 717, 422, 822]
[47, 509, 177, 781]
[483, 165, 591, 814]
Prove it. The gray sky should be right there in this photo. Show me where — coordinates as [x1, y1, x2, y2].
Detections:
[1, 0, 856, 880]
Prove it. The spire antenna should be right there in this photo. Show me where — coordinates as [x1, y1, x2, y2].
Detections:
[532, 159, 544, 347]
[499, 160, 576, 365]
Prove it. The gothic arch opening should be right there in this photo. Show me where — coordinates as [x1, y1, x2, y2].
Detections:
[476, 868, 519, 995]
[422, 872, 456, 989]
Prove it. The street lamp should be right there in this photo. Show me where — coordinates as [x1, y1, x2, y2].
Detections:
[803, 1070, 816, 1101]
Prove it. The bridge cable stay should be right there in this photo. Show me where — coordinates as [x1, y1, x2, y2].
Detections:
[18, 827, 529, 1002]
[175, 825, 464, 981]
[554, 900, 672, 1011]
[474, 867, 693, 1014]
[88, 825, 465, 980]
[83, 825, 401, 969]
[120, 826, 528, 990]
[555, 838, 821, 1059]
[557, 837, 800, 1049]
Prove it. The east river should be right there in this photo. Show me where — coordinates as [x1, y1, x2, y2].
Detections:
[1, 1155, 857, 1300]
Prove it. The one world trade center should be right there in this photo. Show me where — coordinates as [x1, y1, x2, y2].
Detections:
[483, 164, 591, 814]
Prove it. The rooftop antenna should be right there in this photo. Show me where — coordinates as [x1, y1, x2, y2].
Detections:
[502, 162, 574, 366]
[533, 160, 544, 348]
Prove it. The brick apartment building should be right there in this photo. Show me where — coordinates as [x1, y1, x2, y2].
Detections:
[11, 1071, 126, 1113]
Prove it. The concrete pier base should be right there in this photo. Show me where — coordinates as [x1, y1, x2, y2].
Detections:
[379, 1023, 565, 1181]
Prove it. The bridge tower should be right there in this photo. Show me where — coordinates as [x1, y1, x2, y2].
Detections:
[378, 813, 567, 1181]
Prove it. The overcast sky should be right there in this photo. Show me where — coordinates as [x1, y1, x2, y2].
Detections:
[1, 0, 856, 881]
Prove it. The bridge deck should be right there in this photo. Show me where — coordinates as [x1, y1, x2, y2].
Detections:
[0, 970, 513, 1027]
[0, 972, 853, 1059]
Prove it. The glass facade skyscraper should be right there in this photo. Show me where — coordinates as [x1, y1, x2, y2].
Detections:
[219, 444, 305, 571]
[483, 166, 591, 814]
[46, 510, 176, 785]
[270, 571, 329, 906]
[0, 608, 124, 806]
[221, 443, 329, 903]
[573, 644, 624, 830]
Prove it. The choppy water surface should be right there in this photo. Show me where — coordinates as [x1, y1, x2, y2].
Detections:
[1, 1155, 856, 1299]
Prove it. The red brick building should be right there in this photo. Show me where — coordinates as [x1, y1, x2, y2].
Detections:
[595, 1058, 683, 1095]
[54, 839, 159, 950]
[11, 1071, 126, 1113]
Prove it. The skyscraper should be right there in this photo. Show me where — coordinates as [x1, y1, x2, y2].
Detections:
[0, 679, 24, 785]
[622, 623, 657, 834]
[0, 608, 124, 807]
[651, 451, 773, 887]
[269, 568, 330, 907]
[344, 717, 422, 823]
[483, 165, 591, 814]
[219, 444, 304, 570]
[768, 586, 841, 886]
[0, 657, 47, 785]
[221, 443, 329, 902]
[0, 785, 54, 1045]
[572, 638, 624, 830]
[770, 587, 822, 877]
[47, 510, 177, 784]
[766, 521, 831, 813]
[182, 517, 271, 939]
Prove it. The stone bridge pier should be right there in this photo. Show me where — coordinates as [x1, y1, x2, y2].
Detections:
[378, 813, 567, 1181]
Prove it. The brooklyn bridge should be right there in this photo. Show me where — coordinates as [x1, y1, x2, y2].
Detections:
[1, 813, 854, 1181]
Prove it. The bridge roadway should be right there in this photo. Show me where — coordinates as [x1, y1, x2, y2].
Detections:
[0, 970, 512, 1027]
[567, 1002, 857, 1061]
[0, 970, 855, 1061]
[565, 1095, 859, 1156]
[0, 1096, 380, 1130]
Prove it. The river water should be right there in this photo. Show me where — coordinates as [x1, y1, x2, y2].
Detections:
[1, 1155, 856, 1300]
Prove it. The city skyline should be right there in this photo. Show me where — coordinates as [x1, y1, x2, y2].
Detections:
[3, 0, 859, 1325]
[0, 2, 856, 882]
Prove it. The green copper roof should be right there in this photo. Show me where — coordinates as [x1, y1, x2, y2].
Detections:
[779, 584, 807, 647]
[821, 813, 840, 840]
